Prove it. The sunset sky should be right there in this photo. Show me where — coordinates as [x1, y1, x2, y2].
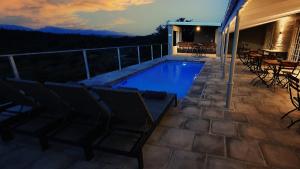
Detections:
[0, 0, 229, 35]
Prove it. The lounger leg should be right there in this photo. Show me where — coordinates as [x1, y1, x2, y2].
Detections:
[288, 119, 300, 128]
[137, 151, 144, 169]
[84, 146, 94, 161]
[1, 128, 14, 142]
[281, 108, 297, 119]
[39, 137, 49, 151]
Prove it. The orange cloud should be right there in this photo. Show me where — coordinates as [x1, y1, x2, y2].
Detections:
[0, 0, 153, 28]
[102, 18, 135, 29]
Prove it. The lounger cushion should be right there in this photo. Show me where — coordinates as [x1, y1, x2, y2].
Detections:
[93, 88, 153, 127]
[143, 94, 175, 121]
[5, 105, 33, 114]
[96, 130, 140, 152]
[45, 82, 106, 126]
[48, 123, 97, 143]
[0, 114, 14, 122]
[15, 117, 60, 134]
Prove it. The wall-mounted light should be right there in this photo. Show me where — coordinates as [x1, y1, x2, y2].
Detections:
[196, 26, 201, 32]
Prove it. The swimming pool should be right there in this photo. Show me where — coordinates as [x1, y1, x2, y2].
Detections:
[113, 60, 204, 99]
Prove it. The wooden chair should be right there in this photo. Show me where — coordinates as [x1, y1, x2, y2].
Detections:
[281, 74, 300, 128]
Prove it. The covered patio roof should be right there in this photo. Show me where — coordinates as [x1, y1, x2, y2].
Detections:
[223, 0, 300, 31]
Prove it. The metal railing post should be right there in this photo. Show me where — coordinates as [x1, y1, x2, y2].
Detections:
[160, 44, 163, 58]
[117, 48, 122, 70]
[151, 45, 154, 60]
[137, 46, 141, 64]
[82, 50, 91, 79]
[8, 55, 20, 79]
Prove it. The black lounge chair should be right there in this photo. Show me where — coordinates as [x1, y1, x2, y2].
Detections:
[6, 79, 72, 149]
[92, 88, 177, 169]
[281, 74, 300, 128]
[44, 82, 110, 160]
[0, 79, 36, 141]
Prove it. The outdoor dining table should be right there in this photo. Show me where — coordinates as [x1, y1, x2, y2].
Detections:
[262, 59, 299, 88]
[262, 49, 288, 58]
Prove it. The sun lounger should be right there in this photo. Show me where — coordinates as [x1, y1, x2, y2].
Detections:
[44, 82, 110, 160]
[92, 87, 177, 169]
[6, 79, 72, 149]
[0, 79, 37, 141]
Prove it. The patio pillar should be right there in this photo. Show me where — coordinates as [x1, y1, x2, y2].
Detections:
[221, 31, 225, 69]
[226, 11, 240, 109]
[168, 25, 173, 56]
[222, 27, 230, 79]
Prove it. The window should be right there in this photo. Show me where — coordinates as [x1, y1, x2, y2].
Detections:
[289, 22, 300, 61]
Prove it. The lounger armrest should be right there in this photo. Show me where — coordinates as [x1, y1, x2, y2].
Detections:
[0, 102, 14, 112]
[142, 91, 167, 100]
[118, 87, 139, 91]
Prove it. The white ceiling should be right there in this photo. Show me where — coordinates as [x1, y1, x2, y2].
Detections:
[229, 0, 300, 31]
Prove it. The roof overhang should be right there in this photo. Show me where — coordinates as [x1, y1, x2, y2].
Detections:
[222, 0, 300, 32]
[167, 21, 221, 27]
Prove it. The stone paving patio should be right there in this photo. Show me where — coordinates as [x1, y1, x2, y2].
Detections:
[1, 55, 300, 169]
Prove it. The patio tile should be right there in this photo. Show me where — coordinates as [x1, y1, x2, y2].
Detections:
[67, 161, 104, 169]
[261, 143, 300, 169]
[157, 128, 195, 150]
[211, 120, 237, 137]
[160, 115, 187, 128]
[192, 134, 225, 156]
[268, 130, 300, 149]
[225, 112, 248, 123]
[180, 99, 198, 109]
[239, 125, 268, 140]
[183, 118, 209, 133]
[0, 146, 43, 169]
[181, 106, 202, 118]
[93, 152, 137, 169]
[246, 114, 282, 129]
[167, 150, 205, 169]
[202, 107, 224, 119]
[214, 101, 226, 108]
[198, 99, 211, 107]
[29, 151, 77, 169]
[147, 126, 168, 145]
[245, 165, 271, 169]
[228, 138, 266, 165]
[143, 145, 172, 169]
[235, 103, 259, 115]
[206, 157, 246, 169]
[0, 142, 19, 156]
[255, 104, 281, 115]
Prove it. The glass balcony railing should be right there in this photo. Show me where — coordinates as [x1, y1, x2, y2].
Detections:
[0, 43, 168, 82]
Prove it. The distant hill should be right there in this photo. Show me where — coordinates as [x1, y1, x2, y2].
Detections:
[0, 24, 33, 31]
[0, 24, 128, 37]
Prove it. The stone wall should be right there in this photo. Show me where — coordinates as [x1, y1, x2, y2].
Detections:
[263, 13, 300, 52]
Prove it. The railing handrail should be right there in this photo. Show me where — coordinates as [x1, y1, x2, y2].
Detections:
[1, 42, 168, 80]
[0, 43, 167, 57]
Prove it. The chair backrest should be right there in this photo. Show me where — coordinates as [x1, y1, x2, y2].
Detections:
[6, 79, 70, 114]
[287, 74, 300, 108]
[0, 79, 35, 107]
[93, 88, 154, 127]
[45, 82, 108, 125]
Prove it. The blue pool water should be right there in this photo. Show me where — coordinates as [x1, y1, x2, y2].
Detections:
[113, 60, 204, 99]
